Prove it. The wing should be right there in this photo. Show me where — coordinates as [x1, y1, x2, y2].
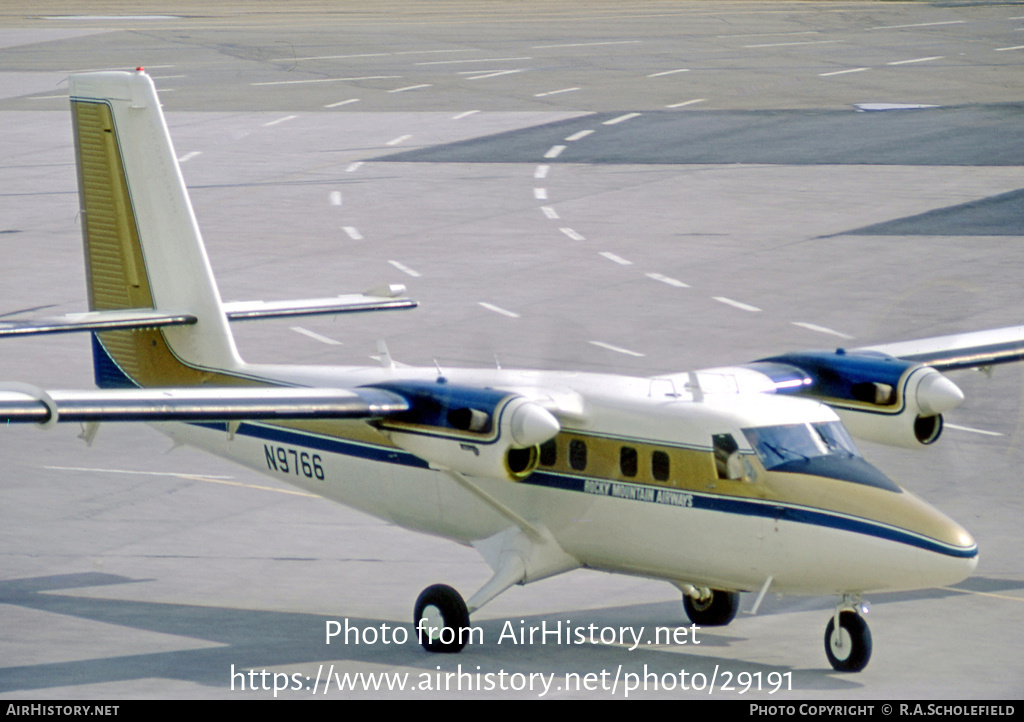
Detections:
[664, 324, 1024, 450]
[0, 384, 409, 425]
[856, 325, 1024, 371]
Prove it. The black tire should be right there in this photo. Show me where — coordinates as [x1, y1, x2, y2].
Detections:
[824, 611, 872, 672]
[414, 584, 470, 653]
[683, 589, 740, 626]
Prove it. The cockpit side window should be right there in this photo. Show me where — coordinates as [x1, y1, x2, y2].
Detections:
[712, 433, 744, 480]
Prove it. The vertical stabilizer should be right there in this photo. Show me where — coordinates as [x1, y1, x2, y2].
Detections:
[69, 70, 243, 386]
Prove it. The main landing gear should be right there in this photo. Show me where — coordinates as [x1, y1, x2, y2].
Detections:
[414, 584, 471, 653]
[682, 588, 741, 626]
[824, 598, 872, 672]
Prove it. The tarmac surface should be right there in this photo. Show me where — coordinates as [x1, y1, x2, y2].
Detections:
[1, 0, 1022, 700]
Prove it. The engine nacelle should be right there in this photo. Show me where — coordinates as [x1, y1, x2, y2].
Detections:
[367, 380, 560, 481]
[754, 350, 964, 449]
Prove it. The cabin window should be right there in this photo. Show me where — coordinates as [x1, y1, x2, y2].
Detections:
[619, 446, 638, 477]
[539, 438, 557, 466]
[651, 450, 670, 482]
[569, 439, 588, 471]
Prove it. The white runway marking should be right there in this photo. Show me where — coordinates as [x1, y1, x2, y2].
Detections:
[329, 191, 342, 206]
[870, 20, 965, 30]
[478, 302, 521, 318]
[647, 69, 690, 78]
[541, 206, 560, 219]
[252, 76, 400, 86]
[604, 112, 641, 125]
[946, 423, 1004, 437]
[746, 40, 839, 48]
[177, 151, 201, 163]
[388, 84, 433, 93]
[342, 226, 363, 240]
[263, 115, 297, 127]
[534, 164, 550, 179]
[416, 57, 530, 65]
[534, 188, 548, 200]
[599, 251, 632, 265]
[388, 260, 421, 277]
[346, 162, 364, 172]
[291, 326, 342, 345]
[589, 341, 645, 357]
[325, 98, 360, 108]
[886, 56, 944, 65]
[665, 98, 706, 108]
[791, 321, 854, 339]
[535, 87, 580, 97]
[995, 45, 1024, 51]
[533, 40, 641, 49]
[465, 69, 524, 81]
[714, 296, 761, 312]
[645, 272, 689, 288]
[452, 110, 480, 119]
[565, 129, 594, 141]
[560, 228, 585, 241]
[819, 67, 870, 77]
[544, 145, 566, 158]
[45, 466, 316, 497]
[386, 134, 413, 146]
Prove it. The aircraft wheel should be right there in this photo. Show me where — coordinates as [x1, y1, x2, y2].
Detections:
[414, 584, 470, 654]
[683, 589, 740, 626]
[824, 611, 872, 672]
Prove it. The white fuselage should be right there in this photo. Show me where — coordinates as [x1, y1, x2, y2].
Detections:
[159, 362, 978, 599]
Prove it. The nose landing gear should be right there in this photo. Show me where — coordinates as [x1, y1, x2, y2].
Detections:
[825, 598, 872, 672]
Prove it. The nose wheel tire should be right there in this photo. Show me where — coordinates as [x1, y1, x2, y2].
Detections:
[683, 589, 740, 626]
[824, 611, 872, 672]
[414, 584, 470, 654]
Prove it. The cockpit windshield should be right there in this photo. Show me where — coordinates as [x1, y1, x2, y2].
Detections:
[743, 421, 860, 471]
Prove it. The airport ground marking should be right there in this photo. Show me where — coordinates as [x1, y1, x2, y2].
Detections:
[590, 341, 645, 357]
[478, 302, 521, 319]
[714, 297, 761, 313]
[291, 326, 343, 346]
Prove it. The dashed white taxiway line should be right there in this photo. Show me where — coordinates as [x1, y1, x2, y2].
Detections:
[713, 296, 761, 312]
[544, 146, 566, 159]
[452, 110, 480, 119]
[388, 84, 433, 93]
[647, 69, 690, 78]
[329, 191, 343, 206]
[534, 165, 550, 179]
[589, 341, 645, 357]
[263, 115, 298, 127]
[819, 68, 870, 77]
[177, 151, 201, 163]
[886, 56, 944, 65]
[666, 98, 706, 109]
[386, 135, 413, 146]
[560, 228, 585, 241]
[534, 87, 580, 97]
[342, 227, 363, 240]
[565, 129, 595, 141]
[791, 321, 854, 339]
[541, 206, 559, 219]
[388, 260, 422, 277]
[325, 98, 360, 108]
[290, 326, 343, 346]
[645, 272, 689, 288]
[534, 188, 548, 200]
[603, 113, 641, 126]
[945, 424, 1004, 437]
[478, 302, 521, 319]
[599, 251, 632, 266]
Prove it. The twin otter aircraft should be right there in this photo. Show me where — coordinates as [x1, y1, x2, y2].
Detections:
[2, 70, 1021, 672]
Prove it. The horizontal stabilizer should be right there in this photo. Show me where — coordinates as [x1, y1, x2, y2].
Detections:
[858, 325, 1024, 371]
[0, 310, 196, 338]
[223, 288, 416, 321]
[0, 385, 408, 424]
[0, 289, 416, 338]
